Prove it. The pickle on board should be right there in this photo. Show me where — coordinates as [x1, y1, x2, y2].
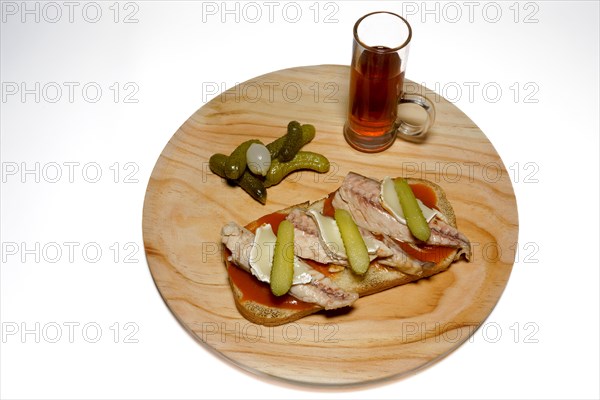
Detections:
[266, 122, 315, 160]
[224, 139, 260, 180]
[300, 124, 316, 142]
[270, 220, 295, 296]
[209, 152, 266, 204]
[334, 209, 370, 275]
[264, 151, 330, 188]
[238, 171, 267, 205]
[209, 153, 228, 178]
[394, 178, 431, 242]
[209, 121, 324, 204]
[279, 121, 303, 162]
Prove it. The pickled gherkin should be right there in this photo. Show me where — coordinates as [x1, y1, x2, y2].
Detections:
[208, 121, 327, 204]
[208, 153, 228, 178]
[394, 178, 431, 242]
[209, 152, 267, 204]
[334, 209, 370, 275]
[279, 121, 303, 162]
[266, 123, 316, 160]
[237, 171, 267, 204]
[264, 151, 330, 188]
[224, 139, 261, 180]
[270, 220, 295, 296]
[300, 124, 316, 142]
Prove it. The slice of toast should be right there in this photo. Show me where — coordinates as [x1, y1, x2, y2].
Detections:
[223, 177, 466, 326]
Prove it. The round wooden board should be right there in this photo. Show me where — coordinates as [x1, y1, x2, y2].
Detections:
[142, 65, 518, 386]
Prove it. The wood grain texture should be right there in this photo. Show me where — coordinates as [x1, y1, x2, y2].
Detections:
[142, 65, 518, 386]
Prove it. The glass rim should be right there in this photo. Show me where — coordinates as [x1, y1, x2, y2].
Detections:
[353, 11, 412, 53]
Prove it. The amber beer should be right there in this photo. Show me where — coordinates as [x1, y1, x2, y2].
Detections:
[348, 47, 404, 137]
[344, 12, 434, 152]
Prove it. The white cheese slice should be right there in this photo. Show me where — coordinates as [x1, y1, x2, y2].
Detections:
[248, 224, 312, 285]
[380, 176, 439, 224]
[307, 209, 381, 258]
[308, 209, 347, 257]
[291, 259, 313, 285]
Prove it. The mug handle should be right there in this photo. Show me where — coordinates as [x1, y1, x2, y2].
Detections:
[396, 93, 436, 142]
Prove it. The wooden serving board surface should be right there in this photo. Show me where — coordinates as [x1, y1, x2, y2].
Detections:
[142, 65, 518, 386]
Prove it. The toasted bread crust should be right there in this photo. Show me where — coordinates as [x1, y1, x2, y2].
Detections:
[225, 177, 462, 326]
[229, 283, 320, 326]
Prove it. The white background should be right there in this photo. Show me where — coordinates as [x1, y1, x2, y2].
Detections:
[1, 1, 598, 399]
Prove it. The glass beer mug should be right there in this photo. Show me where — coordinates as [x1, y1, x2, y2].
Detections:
[344, 12, 435, 152]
